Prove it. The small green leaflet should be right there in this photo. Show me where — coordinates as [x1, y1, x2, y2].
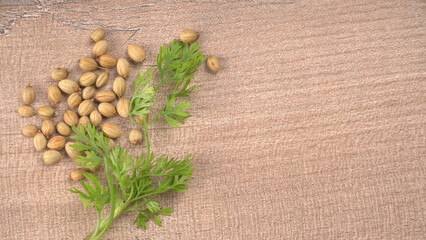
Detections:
[69, 172, 110, 212]
[129, 68, 156, 122]
[134, 200, 173, 230]
[161, 97, 191, 128]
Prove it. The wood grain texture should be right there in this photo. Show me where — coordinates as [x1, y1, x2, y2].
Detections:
[0, 0, 425, 239]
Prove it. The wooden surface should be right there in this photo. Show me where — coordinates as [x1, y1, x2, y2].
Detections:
[0, 0, 425, 239]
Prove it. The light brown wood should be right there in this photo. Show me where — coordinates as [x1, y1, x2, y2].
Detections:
[0, 1, 425, 239]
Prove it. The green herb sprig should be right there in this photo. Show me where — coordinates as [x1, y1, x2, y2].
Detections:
[129, 39, 204, 129]
[70, 39, 204, 240]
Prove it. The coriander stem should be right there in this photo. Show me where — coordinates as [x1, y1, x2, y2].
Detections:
[143, 125, 150, 158]
[93, 210, 101, 237]
[154, 81, 164, 91]
[128, 189, 165, 204]
[146, 112, 161, 127]
[125, 197, 153, 212]
[85, 201, 129, 240]
[93, 158, 116, 240]
[129, 116, 143, 129]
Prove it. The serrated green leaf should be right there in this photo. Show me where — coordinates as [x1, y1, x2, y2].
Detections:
[161, 97, 191, 128]
[83, 172, 101, 193]
[146, 201, 161, 213]
[152, 215, 162, 227]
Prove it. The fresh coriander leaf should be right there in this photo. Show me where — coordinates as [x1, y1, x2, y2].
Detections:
[174, 79, 202, 98]
[129, 68, 156, 125]
[161, 97, 191, 128]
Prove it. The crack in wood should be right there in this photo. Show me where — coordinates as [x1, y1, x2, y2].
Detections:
[123, 29, 140, 45]
[95, 3, 155, 11]
[0, 2, 156, 35]
[0, 9, 51, 35]
[0, 1, 293, 36]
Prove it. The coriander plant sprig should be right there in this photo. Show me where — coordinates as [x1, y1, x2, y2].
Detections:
[70, 39, 204, 240]
[70, 124, 193, 240]
[129, 39, 204, 130]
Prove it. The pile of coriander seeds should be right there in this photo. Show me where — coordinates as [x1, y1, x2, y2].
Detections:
[18, 28, 220, 181]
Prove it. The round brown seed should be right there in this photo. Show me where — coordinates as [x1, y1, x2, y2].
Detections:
[42, 150, 61, 165]
[58, 79, 80, 94]
[98, 102, 116, 118]
[89, 109, 102, 127]
[112, 77, 126, 97]
[95, 90, 116, 103]
[70, 168, 87, 181]
[179, 29, 199, 43]
[79, 57, 99, 72]
[22, 85, 36, 104]
[51, 68, 68, 81]
[65, 142, 82, 159]
[127, 44, 146, 62]
[56, 121, 72, 136]
[129, 128, 143, 145]
[78, 99, 94, 116]
[34, 132, 47, 151]
[78, 116, 90, 129]
[67, 92, 82, 108]
[22, 124, 39, 138]
[82, 86, 96, 100]
[47, 85, 62, 104]
[41, 119, 55, 138]
[117, 58, 130, 78]
[116, 97, 129, 118]
[97, 54, 117, 68]
[95, 70, 109, 88]
[206, 56, 220, 72]
[38, 106, 55, 119]
[64, 110, 78, 126]
[47, 136, 67, 150]
[91, 28, 105, 42]
[100, 123, 121, 138]
[18, 105, 35, 117]
[93, 40, 108, 56]
[79, 72, 97, 87]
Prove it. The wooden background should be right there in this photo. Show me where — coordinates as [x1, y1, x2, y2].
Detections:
[0, 0, 425, 239]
